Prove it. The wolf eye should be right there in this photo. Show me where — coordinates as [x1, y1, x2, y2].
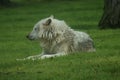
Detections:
[35, 28, 37, 31]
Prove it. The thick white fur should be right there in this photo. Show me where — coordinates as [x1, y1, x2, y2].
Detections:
[19, 15, 95, 60]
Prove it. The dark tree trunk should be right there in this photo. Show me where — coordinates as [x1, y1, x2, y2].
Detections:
[0, 0, 11, 6]
[99, 0, 120, 29]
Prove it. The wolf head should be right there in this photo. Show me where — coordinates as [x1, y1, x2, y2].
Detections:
[26, 15, 69, 40]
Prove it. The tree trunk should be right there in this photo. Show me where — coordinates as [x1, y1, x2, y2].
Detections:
[99, 0, 120, 29]
[0, 0, 11, 6]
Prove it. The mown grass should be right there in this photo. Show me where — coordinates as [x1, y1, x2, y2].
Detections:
[0, 0, 120, 80]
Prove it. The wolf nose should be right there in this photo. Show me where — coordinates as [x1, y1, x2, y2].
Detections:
[26, 35, 29, 38]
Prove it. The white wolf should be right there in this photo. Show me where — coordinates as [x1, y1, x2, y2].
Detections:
[22, 15, 95, 60]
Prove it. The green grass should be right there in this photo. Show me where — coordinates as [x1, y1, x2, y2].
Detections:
[0, 0, 120, 80]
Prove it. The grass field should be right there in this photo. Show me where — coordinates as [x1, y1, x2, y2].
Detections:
[0, 0, 120, 80]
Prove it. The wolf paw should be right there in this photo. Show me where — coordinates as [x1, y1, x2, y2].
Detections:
[41, 55, 55, 59]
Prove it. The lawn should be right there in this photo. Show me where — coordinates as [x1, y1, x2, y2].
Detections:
[0, 0, 120, 80]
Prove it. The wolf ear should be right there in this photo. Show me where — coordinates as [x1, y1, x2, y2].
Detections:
[50, 15, 54, 18]
[43, 19, 52, 26]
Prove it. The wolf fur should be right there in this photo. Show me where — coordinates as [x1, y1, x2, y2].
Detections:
[20, 15, 95, 60]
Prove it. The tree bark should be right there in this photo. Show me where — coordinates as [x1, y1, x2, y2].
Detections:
[99, 0, 120, 29]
